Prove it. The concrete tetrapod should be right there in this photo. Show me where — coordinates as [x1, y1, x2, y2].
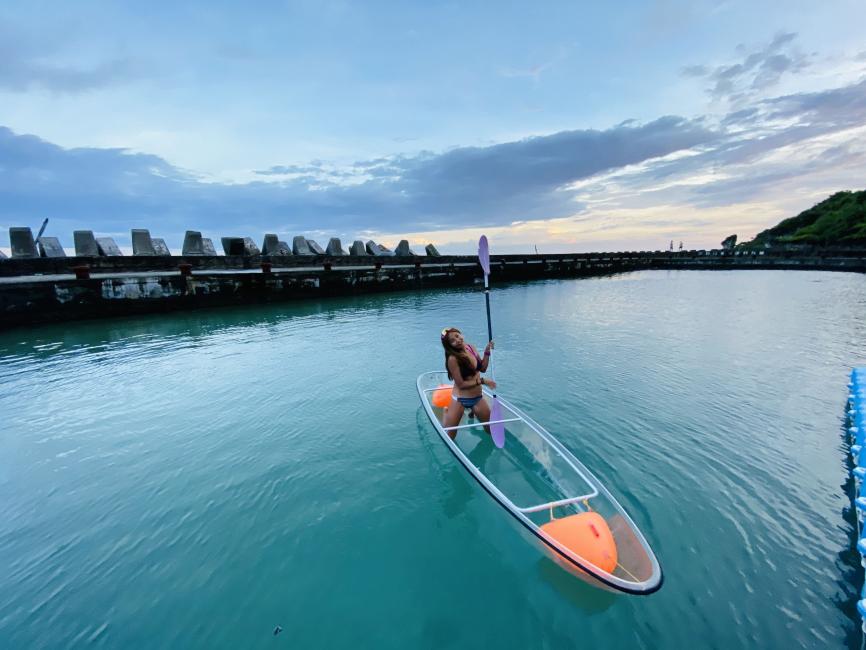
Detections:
[10, 228, 37, 258]
[74, 231, 100, 257]
[243, 238, 261, 256]
[293, 236, 313, 255]
[132, 229, 156, 256]
[182, 231, 206, 255]
[306, 239, 326, 255]
[38, 237, 66, 258]
[349, 240, 367, 256]
[97, 238, 123, 256]
[152, 238, 171, 256]
[326, 238, 348, 256]
[395, 240, 416, 256]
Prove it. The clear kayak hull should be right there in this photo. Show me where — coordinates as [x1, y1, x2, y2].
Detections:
[417, 371, 663, 595]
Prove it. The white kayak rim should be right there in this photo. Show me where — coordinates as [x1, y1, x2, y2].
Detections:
[417, 371, 663, 595]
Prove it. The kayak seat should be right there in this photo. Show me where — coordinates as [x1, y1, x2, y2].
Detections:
[540, 511, 618, 573]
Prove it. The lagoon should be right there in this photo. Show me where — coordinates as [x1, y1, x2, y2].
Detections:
[1, 270, 865, 648]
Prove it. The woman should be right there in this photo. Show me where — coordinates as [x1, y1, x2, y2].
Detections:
[440, 327, 497, 439]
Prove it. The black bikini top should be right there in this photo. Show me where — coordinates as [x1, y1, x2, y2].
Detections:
[459, 344, 483, 380]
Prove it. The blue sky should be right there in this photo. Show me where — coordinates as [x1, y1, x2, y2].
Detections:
[1, 1, 865, 254]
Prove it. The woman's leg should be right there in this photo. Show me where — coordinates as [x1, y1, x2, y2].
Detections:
[474, 398, 492, 436]
[442, 398, 465, 440]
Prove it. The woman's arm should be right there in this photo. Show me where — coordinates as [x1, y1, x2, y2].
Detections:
[478, 340, 493, 372]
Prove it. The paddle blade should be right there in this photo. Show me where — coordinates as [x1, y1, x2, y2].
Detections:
[478, 235, 490, 276]
[490, 397, 505, 448]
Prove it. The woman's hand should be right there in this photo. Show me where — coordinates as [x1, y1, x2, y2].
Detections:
[484, 340, 494, 355]
[484, 378, 497, 390]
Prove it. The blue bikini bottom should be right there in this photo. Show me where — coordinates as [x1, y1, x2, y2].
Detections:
[455, 395, 483, 409]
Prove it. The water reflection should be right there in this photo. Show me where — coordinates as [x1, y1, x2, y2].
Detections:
[536, 557, 617, 614]
[836, 415, 864, 649]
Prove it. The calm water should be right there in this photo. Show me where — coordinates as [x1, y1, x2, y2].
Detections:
[1, 270, 865, 649]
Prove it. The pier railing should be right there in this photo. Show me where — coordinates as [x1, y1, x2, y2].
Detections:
[2, 248, 865, 278]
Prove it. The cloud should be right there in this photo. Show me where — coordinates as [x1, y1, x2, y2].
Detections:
[546, 77, 866, 221]
[384, 116, 719, 226]
[0, 116, 720, 243]
[498, 63, 553, 80]
[498, 46, 570, 81]
[255, 163, 324, 176]
[0, 22, 143, 93]
[0, 57, 141, 94]
[1, 75, 865, 251]
[683, 32, 810, 102]
[762, 77, 866, 124]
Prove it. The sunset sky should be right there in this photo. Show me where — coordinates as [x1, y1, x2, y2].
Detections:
[1, 1, 865, 254]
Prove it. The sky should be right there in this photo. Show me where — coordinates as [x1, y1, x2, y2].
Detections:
[1, 1, 865, 255]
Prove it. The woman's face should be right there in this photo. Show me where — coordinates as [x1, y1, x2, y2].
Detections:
[447, 330, 464, 350]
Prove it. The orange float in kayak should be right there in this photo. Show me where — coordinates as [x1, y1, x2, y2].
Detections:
[540, 511, 618, 573]
[431, 384, 453, 408]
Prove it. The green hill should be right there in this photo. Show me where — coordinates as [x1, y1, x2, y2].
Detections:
[743, 190, 866, 248]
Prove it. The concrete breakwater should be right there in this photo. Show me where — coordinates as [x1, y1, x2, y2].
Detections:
[1, 247, 865, 330]
[1, 225, 865, 329]
[0, 255, 631, 329]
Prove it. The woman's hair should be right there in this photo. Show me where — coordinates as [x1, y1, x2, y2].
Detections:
[441, 327, 475, 380]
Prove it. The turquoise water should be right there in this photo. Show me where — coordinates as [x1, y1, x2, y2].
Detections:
[1, 270, 865, 649]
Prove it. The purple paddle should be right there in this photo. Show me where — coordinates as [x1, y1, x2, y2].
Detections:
[478, 235, 505, 448]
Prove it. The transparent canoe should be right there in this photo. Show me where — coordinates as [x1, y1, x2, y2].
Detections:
[417, 371, 663, 595]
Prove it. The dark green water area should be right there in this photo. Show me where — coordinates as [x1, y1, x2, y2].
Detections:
[1, 270, 865, 648]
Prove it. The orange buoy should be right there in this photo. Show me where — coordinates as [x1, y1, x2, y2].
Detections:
[431, 384, 453, 408]
[540, 511, 618, 573]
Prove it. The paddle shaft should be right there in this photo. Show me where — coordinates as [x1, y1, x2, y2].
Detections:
[483, 274, 493, 343]
[478, 234, 505, 448]
[482, 273, 497, 392]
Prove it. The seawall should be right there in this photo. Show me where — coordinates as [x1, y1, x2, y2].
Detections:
[1, 250, 864, 330]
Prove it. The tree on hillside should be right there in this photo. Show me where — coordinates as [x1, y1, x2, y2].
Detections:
[743, 190, 866, 248]
[721, 234, 737, 250]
